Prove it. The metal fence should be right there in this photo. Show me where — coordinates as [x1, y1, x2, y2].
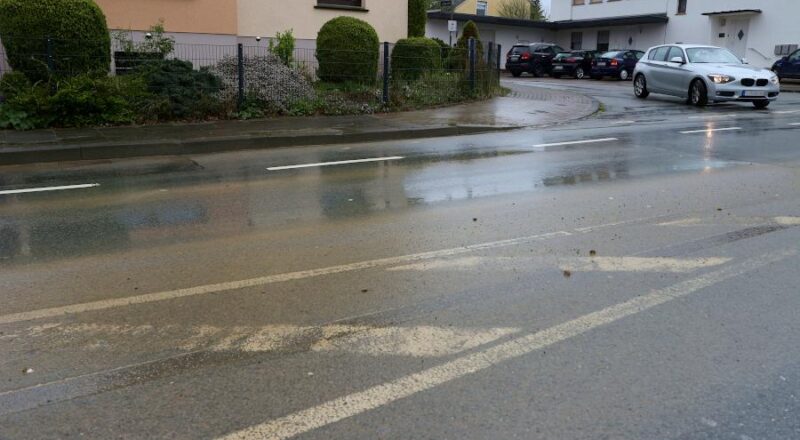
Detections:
[0, 35, 502, 113]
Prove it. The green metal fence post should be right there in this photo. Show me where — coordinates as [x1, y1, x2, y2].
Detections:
[382, 41, 389, 105]
[237, 43, 245, 110]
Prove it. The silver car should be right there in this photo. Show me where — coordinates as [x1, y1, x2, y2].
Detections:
[633, 44, 780, 109]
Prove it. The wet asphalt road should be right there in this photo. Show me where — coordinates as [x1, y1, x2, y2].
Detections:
[1, 78, 800, 439]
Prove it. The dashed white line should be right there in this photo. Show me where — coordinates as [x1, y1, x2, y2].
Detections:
[789, 122, 800, 126]
[680, 127, 742, 135]
[533, 137, 618, 148]
[774, 110, 800, 115]
[0, 183, 100, 196]
[267, 157, 404, 171]
[216, 248, 798, 440]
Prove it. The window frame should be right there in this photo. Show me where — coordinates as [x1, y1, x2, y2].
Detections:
[315, 0, 367, 12]
[677, 0, 687, 14]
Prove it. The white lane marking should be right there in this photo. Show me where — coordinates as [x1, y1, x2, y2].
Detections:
[774, 110, 800, 114]
[267, 157, 404, 171]
[657, 217, 703, 227]
[561, 256, 731, 273]
[774, 216, 800, 226]
[789, 122, 800, 126]
[0, 231, 569, 326]
[387, 256, 730, 273]
[612, 120, 635, 125]
[680, 127, 742, 134]
[0, 183, 99, 196]
[532, 138, 618, 148]
[688, 114, 736, 119]
[216, 248, 797, 440]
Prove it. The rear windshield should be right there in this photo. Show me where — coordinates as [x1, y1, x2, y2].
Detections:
[599, 51, 622, 59]
[554, 52, 571, 59]
[511, 46, 530, 55]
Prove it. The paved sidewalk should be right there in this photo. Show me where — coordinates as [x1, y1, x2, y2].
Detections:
[0, 82, 598, 165]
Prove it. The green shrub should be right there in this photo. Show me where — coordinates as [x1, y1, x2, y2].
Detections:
[0, 0, 111, 82]
[0, 71, 31, 100]
[446, 21, 484, 70]
[391, 37, 442, 81]
[0, 74, 147, 129]
[408, 0, 427, 38]
[430, 37, 451, 60]
[134, 59, 223, 120]
[269, 29, 295, 67]
[316, 17, 379, 84]
[112, 20, 175, 57]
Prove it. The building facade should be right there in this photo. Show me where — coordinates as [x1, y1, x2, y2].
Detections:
[429, 0, 800, 69]
[96, 0, 407, 47]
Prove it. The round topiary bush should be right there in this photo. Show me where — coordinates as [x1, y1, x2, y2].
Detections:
[0, 0, 111, 82]
[391, 37, 442, 81]
[446, 20, 484, 70]
[316, 17, 379, 84]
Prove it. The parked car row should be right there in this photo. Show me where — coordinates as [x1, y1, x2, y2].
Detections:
[506, 43, 646, 81]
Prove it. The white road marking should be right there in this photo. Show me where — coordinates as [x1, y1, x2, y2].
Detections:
[0, 231, 569, 326]
[688, 114, 736, 119]
[774, 110, 800, 114]
[774, 216, 800, 226]
[789, 122, 800, 126]
[388, 256, 730, 273]
[680, 127, 742, 134]
[267, 157, 404, 171]
[0, 183, 99, 196]
[657, 218, 703, 227]
[612, 120, 635, 125]
[216, 248, 797, 440]
[561, 256, 731, 273]
[532, 138, 618, 148]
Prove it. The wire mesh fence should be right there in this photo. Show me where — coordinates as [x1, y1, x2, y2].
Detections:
[0, 35, 501, 125]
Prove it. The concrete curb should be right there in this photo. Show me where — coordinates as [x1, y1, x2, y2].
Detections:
[0, 125, 517, 166]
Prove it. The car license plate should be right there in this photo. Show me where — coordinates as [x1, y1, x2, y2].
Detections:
[511, 56, 519, 62]
[597, 62, 606, 67]
[742, 90, 766, 97]
[554, 65, 563, 70]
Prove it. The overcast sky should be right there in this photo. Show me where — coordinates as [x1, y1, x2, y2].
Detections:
[542, 0, 551, 15]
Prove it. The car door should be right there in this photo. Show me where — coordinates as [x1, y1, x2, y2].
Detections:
[645, 46, 671, 92]
[661, 46, 692, 96]
[622, 51, 638, 74]
[787, 49, 800, 79]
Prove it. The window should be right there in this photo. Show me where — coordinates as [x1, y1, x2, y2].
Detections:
[686, 47, 740, 64]
[667, 46, 685, 62]
[790, 50, 800, 62]
[571, 32, 583, 50]
[634, 51, 645, 60]
[573, 0, 585, 5]
[677, 0, 687, 14]
[477, 0, 488, 16]
[596, 31, 610, 52]
[649, 46, 670, 61]
[317, 0, 363, 7]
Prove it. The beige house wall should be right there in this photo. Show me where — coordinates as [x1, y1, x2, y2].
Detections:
[455, 0, 502, 17]
[238, 0, 408, 42]
[95, 0, 238, 35]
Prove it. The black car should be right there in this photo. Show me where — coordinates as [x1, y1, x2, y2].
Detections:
[506, 43, 566, 78]
[590, 50, 645, 80]
[551, 50, 597, 79]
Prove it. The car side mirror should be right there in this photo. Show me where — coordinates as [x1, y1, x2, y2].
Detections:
[781, 56, 789, 62]
[741, 58, 748, 64]
[669, 56, 685, 64]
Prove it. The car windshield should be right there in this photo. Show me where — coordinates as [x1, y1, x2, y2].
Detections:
[600, 51, 622, 59]
[686, 47, 741, 63]
[511, 46, 530, 55]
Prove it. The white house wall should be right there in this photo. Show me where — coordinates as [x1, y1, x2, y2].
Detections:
[555, 25, 666, 53]
[552, 0, 800, 68]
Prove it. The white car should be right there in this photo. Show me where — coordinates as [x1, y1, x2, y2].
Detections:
[633, 44, 780, 109]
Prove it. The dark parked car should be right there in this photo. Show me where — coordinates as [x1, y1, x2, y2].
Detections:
[591, 50, 645, 80]
[772, 48, 800, 80]
[551, 50, 597, 79]
[506, 43, 566, 77]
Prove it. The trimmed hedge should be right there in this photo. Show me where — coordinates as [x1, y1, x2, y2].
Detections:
[0, 0, 111, 82]
[316, 17, 379, 84]
[391, 37, 442, 81]
[408, 0, 427, 38]
[446, 20, 484, 70]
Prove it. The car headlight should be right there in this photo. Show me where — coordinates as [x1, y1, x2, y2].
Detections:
[770, 74, 780, 85]
[708, 74, 735, 84]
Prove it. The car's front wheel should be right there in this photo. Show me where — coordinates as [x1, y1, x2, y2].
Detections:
[510, 70, 522, 78]
[689, 79, 708, 107]
[575, 67, 585, 79]
[753, 100, 770, 109]
[619, 69, 630, 81]
[634, 74, 649, 99]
